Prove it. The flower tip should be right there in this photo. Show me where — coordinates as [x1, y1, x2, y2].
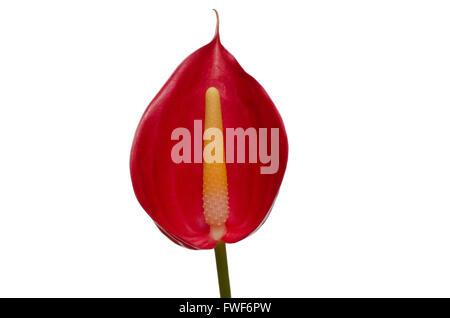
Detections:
[212, 9, 220, 41]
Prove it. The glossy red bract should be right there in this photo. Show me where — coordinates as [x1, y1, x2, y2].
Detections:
[130, 16, 288, 249]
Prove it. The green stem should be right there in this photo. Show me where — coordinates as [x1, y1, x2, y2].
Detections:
[214, 241, 231, 298]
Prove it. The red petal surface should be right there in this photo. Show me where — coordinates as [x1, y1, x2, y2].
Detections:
[130, 17, 288, 249]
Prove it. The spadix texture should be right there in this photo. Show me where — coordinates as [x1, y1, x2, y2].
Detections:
[203, 87, 229, 241]
[130, 16, 288, 249]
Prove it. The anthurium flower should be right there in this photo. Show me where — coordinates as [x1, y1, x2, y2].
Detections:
[130, 12, 288, 251]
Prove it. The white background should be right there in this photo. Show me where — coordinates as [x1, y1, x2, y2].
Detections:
[1, 0, 449, 297]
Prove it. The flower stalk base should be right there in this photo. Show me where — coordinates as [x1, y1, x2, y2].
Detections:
[214, 241, 231, 298]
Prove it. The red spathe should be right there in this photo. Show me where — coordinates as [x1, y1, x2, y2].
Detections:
[130, 20, 288, 250]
